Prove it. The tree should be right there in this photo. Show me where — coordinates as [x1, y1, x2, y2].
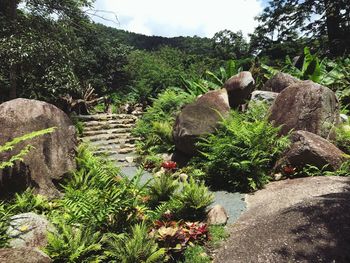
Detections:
[212, 30, 249, 60]
[254, 0, 350, 57]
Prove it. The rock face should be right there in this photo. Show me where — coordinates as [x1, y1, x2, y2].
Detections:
[224, 71, 255, 108]
[173, 89, 230, 156]
[250, 90, 278, 106]
[0, 248, 52, 263]
[7, 212, 54, 249]
[268, 81, 339, 138]
[262, 72, 300, 93]
[0, 98, 77, 198]
[275, 130, 347, 172]
[206, 205, 229, 225]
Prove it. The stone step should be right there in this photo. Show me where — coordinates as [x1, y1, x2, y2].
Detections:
[93, 147, 135, 156]
[93, 143, 135, 152]
[82, 127, 132, 137]
[77, 114, 138, 122]
[83, 118, 137, 127]
[87, 137, 139, 147]
[81, 133, 132, 142]
[83, 122, 134, 132]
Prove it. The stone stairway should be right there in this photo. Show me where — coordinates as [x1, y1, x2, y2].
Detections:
[77, 113, 140, 167]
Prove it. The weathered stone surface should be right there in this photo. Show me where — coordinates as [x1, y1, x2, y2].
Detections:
[173, 89, 230, 156]
[340, 113, 349, 123]
[262, 72, 300, 93]
[268, 81, 339, 138]
[7, 212, 54, 249]
[250, 90, 278, 105]
[0, 98, 77, 198]
[0, 248, 52, 263]
[214, 176, 350, 263]
[207, 204, 229, 225]
[275, 130, 346, 172]
[223, 71, 255, 108]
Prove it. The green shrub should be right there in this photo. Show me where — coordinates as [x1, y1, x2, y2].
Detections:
[175, 177, 214, 220]
[103, 222, 166, 263]
[334, 124, 350, 154]
[195, 104, 290, 192]
[44, 220, 103, 263]
[0, 202, 12, 248]
[181, 245, 211, 263]
[148, 173, 179, 206]
[133, 87, 195, 155]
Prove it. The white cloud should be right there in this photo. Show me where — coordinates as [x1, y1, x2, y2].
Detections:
[91, 0, 263, 38]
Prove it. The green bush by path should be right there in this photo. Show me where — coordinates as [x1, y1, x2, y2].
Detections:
[194, 103, 290, 192]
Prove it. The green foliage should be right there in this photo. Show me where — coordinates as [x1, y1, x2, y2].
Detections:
[208, 225, 229, 248]
[11, 189, 52, 214]
[133, 87, 195, 155]
[295, 160, 350, 177]
[103, 222, 166, 263]
[44, 220, 103, 263]
[181, 245, 211, 263]
[195, 103, 290, 192]
[334, 123, 350, 154]
[175, 178, 214, 220]
[148, 173, 179, 206]
[0, 202, 12, 248]
[0, 127, 55, 169]
[59, 144, 145, 232]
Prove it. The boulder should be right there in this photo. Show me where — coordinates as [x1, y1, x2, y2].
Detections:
[263, 72, 300, 93]
[173, 89, 230, 156]
[0, 98, 77, 198]
[275, 130, 347, 172]
[268, 81, 339, 138]
[0, 248, 52, 263]
[206, 205, 229, 225]
[7, 212, 54, 249]
[250, 90, 279, 106]
[223, 71, 255, 108]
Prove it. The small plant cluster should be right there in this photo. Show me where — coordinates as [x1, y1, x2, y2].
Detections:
[193, 102, 290, 192]
[150, 219, 209, 261]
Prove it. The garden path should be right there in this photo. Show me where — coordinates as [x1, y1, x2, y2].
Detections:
[77, 113, 246, 223]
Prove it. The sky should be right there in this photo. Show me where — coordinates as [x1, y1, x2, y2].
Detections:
[91, 0, 267, 39]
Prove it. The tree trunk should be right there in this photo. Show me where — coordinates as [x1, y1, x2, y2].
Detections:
[324, 0, 344, 56]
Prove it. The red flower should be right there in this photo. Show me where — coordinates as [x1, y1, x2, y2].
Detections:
[161, 161, 177, 170]
[283, 165, 296, 175]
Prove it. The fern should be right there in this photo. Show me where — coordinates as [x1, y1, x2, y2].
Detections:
[195, 103, 290, 192]
[0, 127, 55, 169]
[44, 220, 103, 263]
[175, 177, 214, 220]
[148, 173, 179, 206]
[103, 222, 166, 263]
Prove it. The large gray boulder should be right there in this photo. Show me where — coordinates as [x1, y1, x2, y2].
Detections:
[263, 72, 300, 93]
[224, 71, 255, 108]
[7, 212, 54, 249]
[173, 89, 230, 156]
[0, 248, 52, 263]
[173, 72, 255, 156]
[268, 81, 339, 138]
[0, 98, 77, 198]
[275, 130, 347, 172]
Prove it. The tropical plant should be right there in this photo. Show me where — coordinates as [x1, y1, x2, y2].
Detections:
[0, 127, 55, 169]
[0, 202, 13, 248]
[195, 103, 290, 192]
[103, 222, 166, 263]
[175, 178, 214, 220]
[148, 173, 179, 206]
[11, 189, 52, 215]
[44, 220, 103, 263]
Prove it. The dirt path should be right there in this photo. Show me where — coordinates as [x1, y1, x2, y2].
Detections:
[214, 176, 350, 263]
